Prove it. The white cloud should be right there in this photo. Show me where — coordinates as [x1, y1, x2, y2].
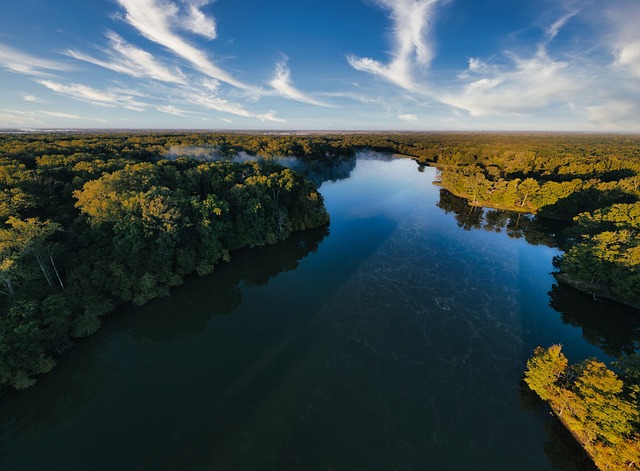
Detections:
[545, 11, 578, 44]
[438, 7, 584, 119]
[0, 44, 71, 77]
[116, 0, 255, 91]
[182, 90, 285, 122]
[37, 79, 148, 111]
[269, 61, 330, 107]
[39, 110, 82, 119]
[322, 91, 388, 107]
[0, 109, 105, 128]
[398, 113, 417, 121]
[22, 94, 42, 103]
[348, 0, 441, 91]
[67, 32, 185, 84]
[613, 39, 640, 80]
[586, 100, 640, 130]
[604, 1, 640, 80]
[468, 58, 485, 72]
[441, 50, 577, 116]
[156, 104, 189, 116]
[0, 110, 45, 128]
[182, 0, 216, 39]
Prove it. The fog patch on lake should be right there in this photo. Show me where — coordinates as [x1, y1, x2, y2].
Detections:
[163, 146, 358, 186]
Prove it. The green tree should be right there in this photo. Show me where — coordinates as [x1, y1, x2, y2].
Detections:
[524, 344, 568, 401]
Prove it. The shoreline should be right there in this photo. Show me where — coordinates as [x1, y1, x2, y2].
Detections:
[554, 272, 640, 311]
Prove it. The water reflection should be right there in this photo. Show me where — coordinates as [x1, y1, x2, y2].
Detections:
[0, 226, 327, 450]
[518, 382, 597, 471]
[124, 227, 328, 343]
[294, 155, 357, 187]
[436, 189, 568, 248]
[0, 156, 630, 471]
[548, 283, 640, 357]
[0, 348, 107, 445]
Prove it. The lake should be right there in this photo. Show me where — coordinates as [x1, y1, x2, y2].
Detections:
[1, 152, 639, 470]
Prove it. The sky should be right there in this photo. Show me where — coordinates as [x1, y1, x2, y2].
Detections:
[0, 0, 639, 131]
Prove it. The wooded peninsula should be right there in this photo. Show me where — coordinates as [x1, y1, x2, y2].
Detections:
[1, 131, 639, 469]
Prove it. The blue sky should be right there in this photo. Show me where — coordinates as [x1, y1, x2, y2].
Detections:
[0, 0, 639, 131]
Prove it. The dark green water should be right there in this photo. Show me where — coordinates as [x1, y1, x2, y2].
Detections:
[1, 154, 639, 470]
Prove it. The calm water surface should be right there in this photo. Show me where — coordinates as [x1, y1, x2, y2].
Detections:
[1, 154, 639, 470]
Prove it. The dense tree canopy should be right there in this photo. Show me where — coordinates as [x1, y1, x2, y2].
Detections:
[526, 346, 640, 470]
[0, 132, 333, 390]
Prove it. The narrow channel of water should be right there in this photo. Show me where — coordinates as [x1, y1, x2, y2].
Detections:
[1, 153, 637, 470]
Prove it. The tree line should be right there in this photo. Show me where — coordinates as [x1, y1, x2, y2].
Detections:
[424, 135, 640, 310]
[0, 133, 332, 390]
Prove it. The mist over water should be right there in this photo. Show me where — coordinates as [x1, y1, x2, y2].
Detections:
[0, 155, 620, 471]
[164, 145, 360, 186]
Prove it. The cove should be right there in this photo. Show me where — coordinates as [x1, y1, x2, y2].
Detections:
[1, 152, 638, 470]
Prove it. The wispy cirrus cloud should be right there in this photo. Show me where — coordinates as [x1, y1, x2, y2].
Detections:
[441, 49, 577, 116]
[37, 79, 148, 111]
[182, 89, 285, 122]
[322, 91, 389, 109]
[438, 2, 640, 130]
[0, 44, 71, 77]
[66, 31, 185, 84]
[269, 61, 331, 107]
[116, 0, 254, 91]
[39, 110, 83, 119]
[0, 109, 105, 128]
[182, 0, 217, 39]
[156, 104, 190, 117]
[348, 0, 442, 91]
[438, 7, 583, 118]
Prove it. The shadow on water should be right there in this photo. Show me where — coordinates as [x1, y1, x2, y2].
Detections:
[2, 156, 627, 471]
[548, 283, 640, 357]
[295, 154, 357, 187]
[119, 226, 329, 344]
[0, 152, 362, 460]
[0, 209, 401, 470]
[518, 383, 598, 471]
[0, 227, 328, 457]
[436, 189, 569, 248]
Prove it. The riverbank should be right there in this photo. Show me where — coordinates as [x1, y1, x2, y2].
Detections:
[433, 180, 537, 214]
[554, 272, 640, 311]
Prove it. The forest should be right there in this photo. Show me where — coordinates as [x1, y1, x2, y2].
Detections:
[0, 132, 338, 390]
[2, 131, 640, 392]
[2, 131, 640, 469]
[421, 134, 640, 309]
